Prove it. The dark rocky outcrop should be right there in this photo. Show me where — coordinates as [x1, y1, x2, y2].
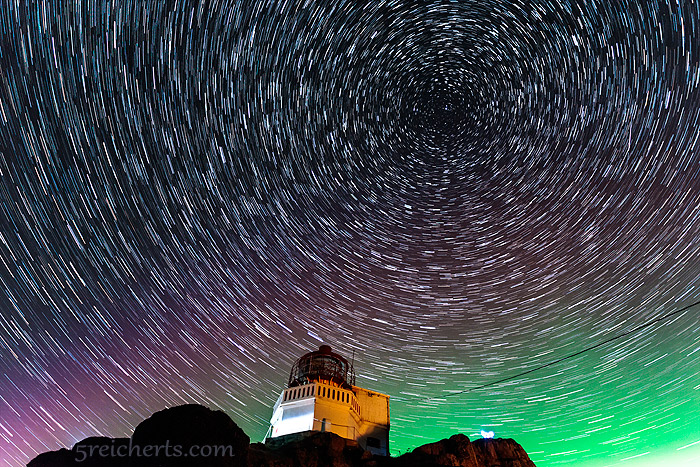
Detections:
[395, 434, 536, 467]
[130, 404, 248, 466]
[28, 404, 536, 467]
[28, 405, 247, 467]
[26, 447, 75, 467]
[249, 432, 377, 467]
[27, 437, 130, 467]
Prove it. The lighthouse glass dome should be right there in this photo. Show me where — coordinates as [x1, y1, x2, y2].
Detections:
[288, 345, 355, 388]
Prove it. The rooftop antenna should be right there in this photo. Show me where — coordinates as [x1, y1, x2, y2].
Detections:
[351, 349, 356, 378]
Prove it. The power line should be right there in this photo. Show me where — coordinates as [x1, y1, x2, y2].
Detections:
[429, 298, 700, 400]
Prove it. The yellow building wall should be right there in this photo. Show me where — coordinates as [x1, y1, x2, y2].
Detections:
[313, 382, 361, 439]
[352, 386, 390, 455]
[353, 387, 389, 426]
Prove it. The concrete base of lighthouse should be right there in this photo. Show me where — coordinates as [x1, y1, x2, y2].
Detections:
[264, 430, 362, 449]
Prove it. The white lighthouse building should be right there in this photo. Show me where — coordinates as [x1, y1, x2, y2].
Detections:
[265, 345, 390, 456]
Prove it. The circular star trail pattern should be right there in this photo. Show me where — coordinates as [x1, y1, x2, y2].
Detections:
[2, 0, 700, 465]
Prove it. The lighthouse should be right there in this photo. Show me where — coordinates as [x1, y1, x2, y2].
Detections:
[265, 345, 390, 456]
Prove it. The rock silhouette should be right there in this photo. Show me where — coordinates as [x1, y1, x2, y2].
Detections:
[28, 404, 536, 467]
[27, 437, 129, 467]
[394, 434, 536, 467]
[130, 404, 248, 466]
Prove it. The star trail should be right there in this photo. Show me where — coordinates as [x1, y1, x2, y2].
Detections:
[1, 0, 700, 466]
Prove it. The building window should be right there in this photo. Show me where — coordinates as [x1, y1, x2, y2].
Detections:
[332, 389, 336, 400]
[366, 437, 381, 449]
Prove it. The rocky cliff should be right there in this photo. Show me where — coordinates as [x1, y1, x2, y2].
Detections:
[28, 404, 536, 467]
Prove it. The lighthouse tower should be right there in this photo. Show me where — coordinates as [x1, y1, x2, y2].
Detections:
[265, 345, 390, 456]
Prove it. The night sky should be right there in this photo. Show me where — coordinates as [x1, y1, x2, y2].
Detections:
[2, 1, 700, 466]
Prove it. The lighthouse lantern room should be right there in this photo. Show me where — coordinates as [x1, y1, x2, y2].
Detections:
[266, 345, 390, 456]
